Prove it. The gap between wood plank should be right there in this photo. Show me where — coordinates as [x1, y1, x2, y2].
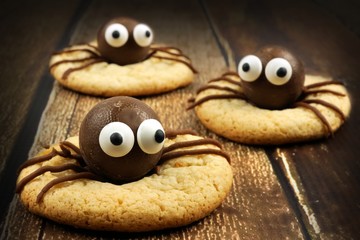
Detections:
[198, 0, 234, 69]
[0, 0, 93, 234]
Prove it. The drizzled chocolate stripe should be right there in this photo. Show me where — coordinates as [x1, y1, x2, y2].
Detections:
[151, 46, 183, 53]
[166, 129, 198, 139]
[16, 163, 85, 193]
[187, 93, 247, 110]
[163, 138, 223, 154]
[196, 85, 241, 95]
[208, 76, 242, 86]
[61, 141, 82, 155]
[221, 71, 239, 77]
[52, 48, 99, 56]
[303, 99, 346, 120]
[50, 56, 100, 70]
[62, 58, 104, 79]
[36, 172, 103, 203]
[85, 43, 99, 51]
[17, 141, 83, 174]
[152, 55, 198, 73]
[294, 102, 332, 136]
[160, 149, 231, 164]
[17, 149, 57, 174]
[150, 46, 189, 60]
[304, 89, 345, 97]
[304, 80, 343, 89]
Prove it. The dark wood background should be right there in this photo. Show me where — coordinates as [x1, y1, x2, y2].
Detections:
[0, 0, 359, 239]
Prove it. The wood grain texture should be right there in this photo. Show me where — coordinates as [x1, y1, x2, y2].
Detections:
[205, 0, 360, 238]
[0, 0, 81, 177]
[1, 0, 305, 239]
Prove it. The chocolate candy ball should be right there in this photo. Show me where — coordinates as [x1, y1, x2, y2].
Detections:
[79, 96, 165, 183]
[238, 46, 305, 109]
[97, 17, 154, 65]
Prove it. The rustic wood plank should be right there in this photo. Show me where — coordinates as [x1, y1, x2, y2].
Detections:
[205, 0, 360, 238]
[2, 0, 305, 239]
[0, 0, 81, 180]
[313, 0, 360, 36]
[0, 0, 83, 236]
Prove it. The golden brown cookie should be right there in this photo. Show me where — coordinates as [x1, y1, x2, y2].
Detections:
[49, 17, 196, 97]
[16, 97, 232, 232]
[189, 46, 351, 145]
[17, 135, 232, 232]
[190, 74, 351, 145]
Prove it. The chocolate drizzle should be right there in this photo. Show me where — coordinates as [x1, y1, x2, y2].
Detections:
[50, 43, 197, 80]
[160, 138, 231, 164]
[17, 131, 230, 203]
[189, 69, 347, 136]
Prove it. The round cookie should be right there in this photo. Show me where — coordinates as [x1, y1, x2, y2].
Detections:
[49, 17, 196, 97]
[16, 96, 232, 232]
[17, 134, 232, 232]
[188, 46, 351, 145]
[191, 74, 351, 145]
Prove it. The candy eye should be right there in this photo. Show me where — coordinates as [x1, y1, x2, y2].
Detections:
[104, 23, 129, 47]
[238, 55, 263, 82]
[137, 119, 165, 154]
[133, 24, 153, 47]
[265, 58, 293, 85]
[99, 122, 134, 157]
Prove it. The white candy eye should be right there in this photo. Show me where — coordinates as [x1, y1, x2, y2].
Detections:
[133, 24, 153, 47]
[238, 55, 263, 82]
[137, 119, 165, 154]
[99, 122, 134, 157]
[104, 23, 129, 47]
[265, 58, 293, 85]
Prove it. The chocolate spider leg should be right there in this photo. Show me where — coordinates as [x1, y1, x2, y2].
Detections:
[303, 99, 346, 121]
[85, 43, 99, 51]
[303, 89, 345, 97]
[150, 47, 190, 60]
[17, 149, 57, 175]
[18, 141, 85, 174]
[221, 71, 240, 78]
[187, 93, 247, 110]
[150, 46, 183, 53]
[36, 172, 103, 203]
[62, 58, 104, 79]
[50, 56, 101, 70]
[160, 148, 231, 164]
[151, 55, 198, 73]
[163, 138, 223, 154]
[52, 48, 100, 57]
[196, 85, 242, 95]
[208, 76, 242, 87]
[294, 101, 333, 136]
[304, 80, 343, 89]
[16, 163, 86, 193]
[61, 141, 81, 155]
[166, 129, 199, 139]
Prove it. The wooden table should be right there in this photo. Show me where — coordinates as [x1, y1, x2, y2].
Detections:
[0, 0, 359, 239]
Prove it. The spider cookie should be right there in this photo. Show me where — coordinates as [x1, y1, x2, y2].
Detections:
[188, 46, 351, 145]
[49, 17, 197, 97]
[16, 96, 232, 232]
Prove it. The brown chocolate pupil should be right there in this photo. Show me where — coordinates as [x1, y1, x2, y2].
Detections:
[145, 30, 151, 38]
[112, 31, 120, 39]
[155, 130, 165, 143]
[242, 63, 250, 72]
[110, 132, 123, 145]
[277, 67, 287, 77]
